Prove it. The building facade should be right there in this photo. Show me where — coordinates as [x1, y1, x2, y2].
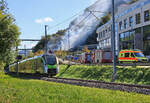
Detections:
[96, 0, 150, 55]
[96, 21, 112, 50]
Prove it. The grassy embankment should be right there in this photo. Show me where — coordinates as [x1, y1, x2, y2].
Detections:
[9, 58, 150, 85]
[57, 65, 150, 85]
[0, 72, 150, 103]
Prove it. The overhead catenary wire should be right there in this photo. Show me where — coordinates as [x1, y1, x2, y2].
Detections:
[47, 10, 84, 31]
[47, 8, 108, 33]
[75, 12, 92, 27]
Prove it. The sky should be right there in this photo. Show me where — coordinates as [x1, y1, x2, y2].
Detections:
[7, 0, 97, 49]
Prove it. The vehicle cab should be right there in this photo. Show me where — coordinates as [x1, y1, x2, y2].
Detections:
[42, 54, 59, 75]
[118, 49, 148, 63]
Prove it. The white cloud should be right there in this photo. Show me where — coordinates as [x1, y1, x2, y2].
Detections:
[35, 17, 53, 24]
[35, 19, 43, 24]
[44, 17, 53, 22]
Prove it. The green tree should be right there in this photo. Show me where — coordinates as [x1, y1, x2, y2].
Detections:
[33, 29, 66, 53]
[84, 13, 111, 45]
[0, 0, 20, 70]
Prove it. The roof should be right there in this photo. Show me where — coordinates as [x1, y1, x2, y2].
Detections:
[120, 49, 142, 53]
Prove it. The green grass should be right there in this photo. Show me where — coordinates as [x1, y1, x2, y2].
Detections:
[0, 72, 150, 103]
[57, 65, 150, 85]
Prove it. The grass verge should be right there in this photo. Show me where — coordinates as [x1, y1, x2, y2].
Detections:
[57, 65, 150, 85]
[0, 72, 150, 103]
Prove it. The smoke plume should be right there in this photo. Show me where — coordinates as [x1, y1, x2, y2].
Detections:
[60, 0, 130, 50]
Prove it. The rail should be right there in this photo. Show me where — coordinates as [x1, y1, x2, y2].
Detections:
[7, 72, 150, 95]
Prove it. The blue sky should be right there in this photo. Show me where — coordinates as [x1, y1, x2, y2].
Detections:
[7, 0, 96, 48]
[7, 0, 96, 38]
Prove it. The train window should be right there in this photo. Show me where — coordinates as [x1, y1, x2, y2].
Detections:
[125, 53, 129, 57]
[45, 55, 57, 65]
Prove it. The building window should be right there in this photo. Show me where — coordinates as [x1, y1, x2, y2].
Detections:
[143, 25, 150, 55]
[119, 21, 123, 30]
[99, 32, 101, 38]
[109, 26, 111, 31]
[129, 16, 133, 27]
[98, 33, 100, 39]
[144, 10, 150, 22]
[107, 39, 109, 46]
[120, 33, 124, 42]
[109, 38, 111, 45]
[124, 19, 128, 29]
[104, 40, 106, 47]
[107, 39, 108, 46]
[129, 30, 134, 40]
[124, 32, 130, 41]
[103, 30, 105, 37]
[105, 29, 107, 33]
[136, 13, 141, 24]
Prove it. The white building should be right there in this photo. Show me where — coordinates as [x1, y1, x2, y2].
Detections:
[97, 0, 150, 55]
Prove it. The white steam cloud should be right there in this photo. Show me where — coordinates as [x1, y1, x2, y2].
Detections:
[35, 17, 53, 24]
[60, 0, 130, 50]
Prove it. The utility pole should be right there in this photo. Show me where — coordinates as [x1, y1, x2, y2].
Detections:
[45, 25, 48, 54]
[16, 46, 19, 76]
[112, 0, 117, 82]
[24, 45, 26, 57]
[68, 30, 70, 50]
[87, 8, 101, 21]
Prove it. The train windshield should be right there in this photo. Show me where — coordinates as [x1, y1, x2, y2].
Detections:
[45, 55, 57, 65]
[134, 52, 145, 57]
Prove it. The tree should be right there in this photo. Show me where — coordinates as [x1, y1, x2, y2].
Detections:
[34, 50, 44, 56]
[0, 0, 20, 70]
[99, 13, 111, 26]
[33, 29, 66, 53]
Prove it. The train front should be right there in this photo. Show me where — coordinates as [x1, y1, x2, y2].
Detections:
[42, 54, 59, 76]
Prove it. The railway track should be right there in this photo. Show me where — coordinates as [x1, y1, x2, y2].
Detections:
[8, 72, 150, 95]
[41, 77, 150, 95]
[69, 62, 150, 66]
